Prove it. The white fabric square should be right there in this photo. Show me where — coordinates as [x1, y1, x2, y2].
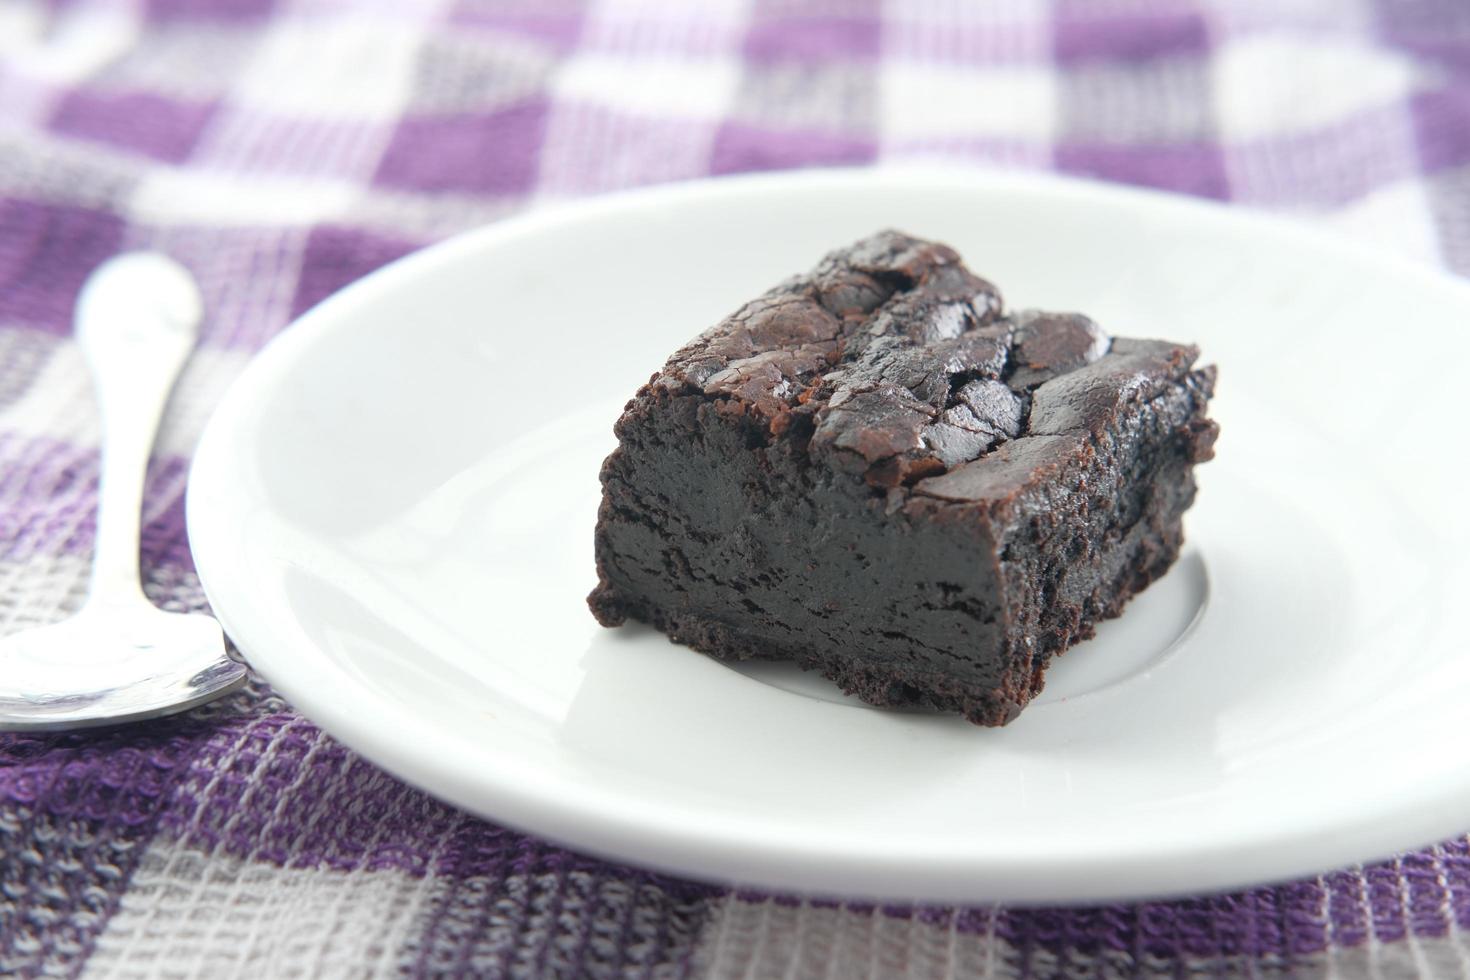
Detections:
[84, 844, 433, 978]
[882, 0, 1050, 27]
[881, 63, 1056, 141]
[0, 4, 45, 59]
[4, 5, 140, 83]
[537, 103, 719, 196]
[128, 170, 356, 228]
[551, 53, 741, 119]
[1213, 35, 1419, 141]
[230, 17, 431, 119]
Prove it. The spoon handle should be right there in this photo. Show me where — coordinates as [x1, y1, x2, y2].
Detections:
[74, 254, 203, 612]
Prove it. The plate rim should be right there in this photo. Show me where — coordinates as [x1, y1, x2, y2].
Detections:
[186, 166, 1470, 903]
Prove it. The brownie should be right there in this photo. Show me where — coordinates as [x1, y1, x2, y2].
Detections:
[588, 231, 1218, 726]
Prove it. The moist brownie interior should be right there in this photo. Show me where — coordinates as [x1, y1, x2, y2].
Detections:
[588, 231, 1217, 726]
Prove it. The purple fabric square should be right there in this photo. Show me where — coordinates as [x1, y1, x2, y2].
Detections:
[0, 200, 125, 333]
[144, 0, 276, 17]
[1412, 88, 1470, 171]
[291, 225, 422, 319]
[1372, 0, 1470, 36]
[1055, 11, 1209, 63]
[1055, 142, 1230, 200]
[403, 834, 713, 977]
[0, 434, 96, 562]
[139, 459, 196, 571]
[1227, 106, 1419, 207]
[1033, 882, 1329, 962]
[0, 716, 205, 971]
[1400, 852, 1454, 937]
[374, 102, 549, 196]
[0, 433, 189, 568]
[744, 15, 881, 61]
[1450, 842, 1470, 930]
[50, 90, 216, 164]
[1363, 864, 1411, 942]
[1384, 35, 1470, 77]
[711, 123, 877, 174]
[1322, 869, 1372, 946]
[165, 716, 454, 871]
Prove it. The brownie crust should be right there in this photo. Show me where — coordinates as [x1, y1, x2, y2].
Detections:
[589, 231, 1217, 725]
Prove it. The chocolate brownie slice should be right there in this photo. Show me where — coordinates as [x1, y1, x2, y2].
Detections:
[588, 231, 1217, 726]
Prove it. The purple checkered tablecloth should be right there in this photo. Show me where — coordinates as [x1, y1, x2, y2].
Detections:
[3, 0, 1470, 977]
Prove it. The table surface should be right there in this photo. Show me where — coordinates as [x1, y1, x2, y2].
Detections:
[3, 1, 1469, 977]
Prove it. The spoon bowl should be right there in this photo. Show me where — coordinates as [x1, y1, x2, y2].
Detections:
[0, 607, 244, 730]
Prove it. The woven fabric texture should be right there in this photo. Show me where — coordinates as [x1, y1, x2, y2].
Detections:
[3, 0, 1470, 977]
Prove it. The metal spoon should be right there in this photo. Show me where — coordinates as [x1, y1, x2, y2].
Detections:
[0, 253, 247, 731]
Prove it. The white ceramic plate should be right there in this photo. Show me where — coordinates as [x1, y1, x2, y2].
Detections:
[188, 169, 1470, 903]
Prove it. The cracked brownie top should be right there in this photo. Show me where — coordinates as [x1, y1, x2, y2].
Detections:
[651, 230, 1215, 491]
